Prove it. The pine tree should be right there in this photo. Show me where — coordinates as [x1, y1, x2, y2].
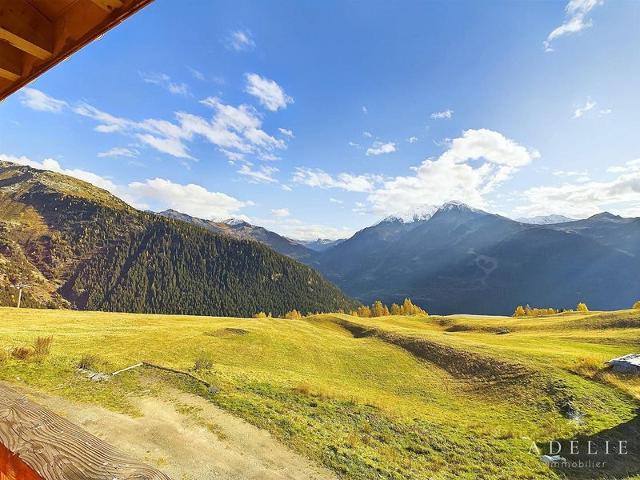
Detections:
[390, 303, 402, 315]
[513, 305, 526, 317]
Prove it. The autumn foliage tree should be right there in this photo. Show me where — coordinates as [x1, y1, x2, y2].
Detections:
[284, 309, 303, 319]
[514, 305, 557, 317]
[576, 302, 589, 313]
[632, 301, 640, 310]
[350, 298, 427, 317]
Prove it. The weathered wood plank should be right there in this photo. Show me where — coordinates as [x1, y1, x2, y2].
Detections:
[0, 384, 171, 480]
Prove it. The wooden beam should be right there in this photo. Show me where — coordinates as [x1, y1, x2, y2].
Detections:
[0, 383, 172, 479]
[90, 0, 125, 12]
[0, 0, 53, 60]
[0, 40, 22, 81]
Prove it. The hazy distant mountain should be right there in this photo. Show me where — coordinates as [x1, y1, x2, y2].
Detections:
[158, 209, 316, 262]
[0, 162, 357, 315]
[516, 215, 576, 225]
[301, 238, 345, 252]
[312, 202, 640, 315]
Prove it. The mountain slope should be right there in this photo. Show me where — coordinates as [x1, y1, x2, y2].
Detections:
[0, 161, 357, 315]
[314, 202, 640, 314]
[158, 209, 316, 262]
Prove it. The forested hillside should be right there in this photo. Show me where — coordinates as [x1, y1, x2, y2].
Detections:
[0, 161, 357, 316]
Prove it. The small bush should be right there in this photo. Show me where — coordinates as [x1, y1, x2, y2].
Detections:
[33, 336, 53, 356]
[77, 354, 100, 370]
[11, 346, 35, 360]
[193, 352, 214, 371]
[253, 312, 268, 318]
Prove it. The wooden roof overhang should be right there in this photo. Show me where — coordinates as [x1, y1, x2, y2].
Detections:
[0, 0, 154, 101]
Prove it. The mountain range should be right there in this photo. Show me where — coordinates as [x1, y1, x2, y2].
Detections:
[3, 160, 638, 316]
[163, 201, 640, 315]
[0, 161, 358, 316]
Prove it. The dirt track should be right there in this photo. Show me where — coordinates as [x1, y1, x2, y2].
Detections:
[21, 385, 337, 480]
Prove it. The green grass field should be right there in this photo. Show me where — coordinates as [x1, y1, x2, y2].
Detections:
[1, 307, 639, 479]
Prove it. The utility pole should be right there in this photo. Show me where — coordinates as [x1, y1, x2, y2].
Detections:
[10, 283, 30, 308]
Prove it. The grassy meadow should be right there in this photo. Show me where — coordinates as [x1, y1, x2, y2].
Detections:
[1, 306, 640, 479]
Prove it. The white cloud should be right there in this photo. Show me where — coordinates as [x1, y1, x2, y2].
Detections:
[573, 98, 596, 118]
[237, 163, 279, 183]
[553, 169, 589, 177]
[544, 0, 605, 52]
[140, 72, 189, 96]
[227, 30, 255, 51]
[430, 109, 453, 120]
[281, 184, 293, 191]
[68, 94, 289, 161]
[362, 106, 368, 114]
[407, 136, 418, 144]
[97, 147, 139, 158]
[244, 73, 293, 112]
[128, 177, 251, 219]
[517, 169, 640, 218]
[256, 217, 355, 241]
[329, 197, 343, 204]
[367, 129, 539, 217]
[366, 141, 396, 156]
[1, 154, 253, 220]
[20, 88, 67, 113]
[271, 208, 290, 217]
[292, 168, 382, 193]
[363, 131, 373, 138]
[278, 128, 294, 138]
[606, 158, 640, 174]
[348, 141, 361, 149]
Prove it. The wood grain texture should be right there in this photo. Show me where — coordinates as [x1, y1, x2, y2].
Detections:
[0, 384, 171, 480]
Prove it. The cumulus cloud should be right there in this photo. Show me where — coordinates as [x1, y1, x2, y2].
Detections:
[517, 169, 640, 218]
[367, 129, 539, 217]
[227, 30, 255, 51]
[544, 0, 605, 52]
[237, 163, 279, 183]
[271, 208, 290, 217]
[140, 72, 189, 96]
[407, 136, 418, 144]
[366, 141, 396, 156]
[244, 73, 293, 111]
[20, 88, 67, 113]
[292, 168, 382, 193]
[128, 177, 251, 219]
[430, 109, 453, 120]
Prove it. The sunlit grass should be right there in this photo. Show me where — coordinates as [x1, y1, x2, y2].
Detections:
[1, 307, 639, 479]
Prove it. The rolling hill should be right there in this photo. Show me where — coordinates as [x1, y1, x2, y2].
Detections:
[0, 161, 357, 316]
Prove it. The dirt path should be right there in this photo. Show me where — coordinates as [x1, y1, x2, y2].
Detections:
[19, 385, 338, 480]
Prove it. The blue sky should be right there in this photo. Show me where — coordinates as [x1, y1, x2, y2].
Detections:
[1, 0, 640, 239]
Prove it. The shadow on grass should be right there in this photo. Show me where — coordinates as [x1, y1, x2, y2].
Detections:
[543, 409, 640, 479]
